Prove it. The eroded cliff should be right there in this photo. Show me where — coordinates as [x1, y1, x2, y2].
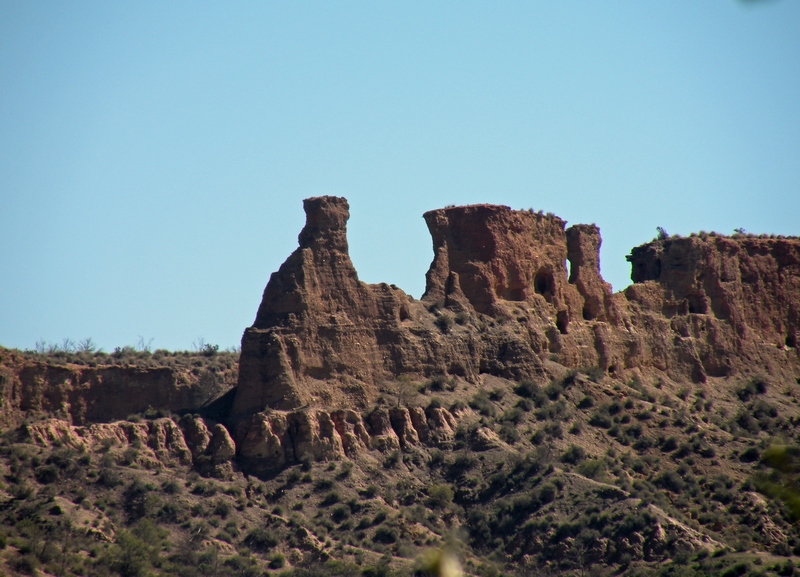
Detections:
[233, 197, 800, 423]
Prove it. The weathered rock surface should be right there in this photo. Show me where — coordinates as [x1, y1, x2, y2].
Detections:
[18, 415, 237, 471]
[424, 205, 583, 322]
[0, 349, 232, 427]
[20, 417, 193, 465]
[626, 234, 800, 380]
[233, 197, 416, 414]
[233, 198, 800, 423]
[236, 405, 458, 474]
[4, 198, 798, 480]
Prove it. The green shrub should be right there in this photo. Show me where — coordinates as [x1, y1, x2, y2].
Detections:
[655, 470, 684, 493]
[372, 510, 389, 526]
[539, 483, 557, 504]
[361, 485, 380, 499]
[515, 380, 548, 407]
[427, 484, 454, 509]
[321, 491, 342, 506]
[383, 451, 400, 469]
[582, 366, 605, 382]
[223, 554, 259, 577]
[576, 459, 604, 480]
[589, 412, 612, 429]
[12, 553, 41, 575]
[721, 562, 750, 577]
[213, 500, 232, 518]
[544, 382, 564, 400]
[544, 421, 563, 439]
[337, 461, 353, 479]
[469, 390, 497, 417]
[561, 445, 586, 464]
[243, 528, 278, 552]
[373, 526, 398, 544]
[269, 552, 286, 569]
[314, 478, 334, 491]
[448, 453, 478, 477]
[428, 375, 448, 391]
[499, 423, 520, 444]
[660, 436, 678, 452]
[427, 397, 443, 410]
[331, 505, 350, 523]
[161, 479, 181, 494]
[34, 464, 59, 484]
[737, 377, 768, 401]
[739, 446, 760, 463]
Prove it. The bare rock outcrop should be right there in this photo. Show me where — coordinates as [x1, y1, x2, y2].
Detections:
[0, 349, 233, 427]
[236, 405, 458, 474]
[180, 414, 212, 459]
[233, 197, 415, 415]
[20, 417, 194, 466]
[625, 234, 800, 382]
[18, 415, 241, 473]
[423, 204, 584, 324]
[206, 423, 237, 463]
[566, 224, 617, 323]
[232, 197, 800, 426]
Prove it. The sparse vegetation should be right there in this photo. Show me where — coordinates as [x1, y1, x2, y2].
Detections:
[3, 339, 800, 576]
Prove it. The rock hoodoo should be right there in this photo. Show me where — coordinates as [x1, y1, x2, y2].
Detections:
[232, 197, 800, 422]
[233, 196, 416, 414]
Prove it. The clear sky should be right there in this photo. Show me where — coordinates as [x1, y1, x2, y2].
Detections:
[2, 1, 799, 352]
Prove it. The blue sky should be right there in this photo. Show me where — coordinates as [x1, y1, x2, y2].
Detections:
[2, 1, 799, 352]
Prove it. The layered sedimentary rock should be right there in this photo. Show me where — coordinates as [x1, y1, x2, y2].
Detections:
[18, 415, 238, 473]
[234, 197, 800, 426]
[627, 234, 799, 350]
[233, 197, 418, 414]
[0, 350, 231, 427]
[624, 234, 800, 382]
[235, 405, 458, 474]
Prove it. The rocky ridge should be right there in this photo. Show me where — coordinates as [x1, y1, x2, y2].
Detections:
[233, 197, 800, 421]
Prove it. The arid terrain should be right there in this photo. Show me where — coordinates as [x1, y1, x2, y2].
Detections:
[1, 196, 799, 577]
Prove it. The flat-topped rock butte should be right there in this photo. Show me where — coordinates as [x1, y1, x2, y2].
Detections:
[232, 196, 800, 421]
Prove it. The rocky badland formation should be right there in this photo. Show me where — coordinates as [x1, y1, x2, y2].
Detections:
[1, 196, 799, 577]
[230, 197, 798, 469]
[237, 196, 798, 414]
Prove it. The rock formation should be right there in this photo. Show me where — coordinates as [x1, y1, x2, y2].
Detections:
[17, 414, 240, 475]
[233, 197, 415, 414]
[0, 350, 232, 427]
[235, 404, 458, 475]
[627, 234, 800, 364]
[233, 197, 800, 427]
[3, 197, 798, 478]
